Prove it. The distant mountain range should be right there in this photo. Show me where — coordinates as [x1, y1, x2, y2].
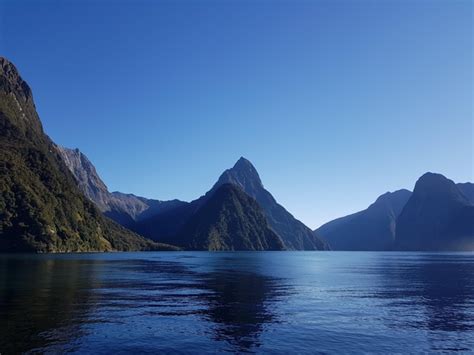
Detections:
[317, 174, 474, 251]
[61, 147, 328, 250]
[395, 173, 474, 251]
[317, 189, 412, 251]
[56, 146, 186, 229]
[0, 56, 472, 252]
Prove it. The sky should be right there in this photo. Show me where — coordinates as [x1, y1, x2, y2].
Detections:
[0, 0, 472, 228]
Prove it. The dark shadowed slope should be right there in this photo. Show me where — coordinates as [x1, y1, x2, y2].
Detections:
[136, 200, 194, 244]
[57, 146, 186, 229]
[0, 57, 176, 252]
[175, 184, 285, 250]
[316, 189, 412, 250]
[395, 173, 474, 251]
[210, 157, 328, 250]
[457, 182, 474, 205]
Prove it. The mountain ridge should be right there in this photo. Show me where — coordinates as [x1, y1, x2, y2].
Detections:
[317, 172, 473, 251]
[395, 172, 474, 251]
[209, 157, 329, 250]
[134, 157, 328, 250]
[55, 149, 293, 251]
[2, 57, 471, 252]
[56, 146, 186, 228]
[175, 183, 285, 251]
[0, 57, 177, 252]
[457, 182, 474, 205]
[316, 189, 412, 250]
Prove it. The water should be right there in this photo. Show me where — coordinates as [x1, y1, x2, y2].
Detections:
[1, 252, 473, 354]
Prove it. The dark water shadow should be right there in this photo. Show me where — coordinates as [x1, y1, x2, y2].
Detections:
[0, 256, 103, 354]
[371, 253, 474, 351]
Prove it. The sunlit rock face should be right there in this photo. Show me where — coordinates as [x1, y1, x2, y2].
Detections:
[56, 146, 186, 229]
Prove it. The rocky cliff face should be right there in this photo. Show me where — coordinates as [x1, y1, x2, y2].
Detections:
[56, 146, 185, 229]
[317, 189, 412, 251]
[56, 146, 111, 210]
[395, 173, 474, 251]
[0, 57, 43, 137]
[0, 57, 175, 252]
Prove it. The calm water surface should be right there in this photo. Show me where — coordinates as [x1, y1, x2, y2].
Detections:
[1, 252, 473, 353]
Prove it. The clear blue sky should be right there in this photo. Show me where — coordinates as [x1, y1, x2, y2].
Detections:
[0, 0, 472, 228]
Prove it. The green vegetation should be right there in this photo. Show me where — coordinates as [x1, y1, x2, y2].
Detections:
[0, 57, 177, 252]
[176, 184, 285, 251]
[213, 157, 329, 250]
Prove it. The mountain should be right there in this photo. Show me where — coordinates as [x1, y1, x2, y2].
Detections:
[175, 184, 285, 250]
[136, 201, 194, 243]
[0, 57, 176, 252]
[210, 158, 328, 250]
[457, 182, 474, 205]
[137, 157, 328, 250]
[316, 189, 412, 251]
[395, 173, 474, 251]
[55, 146, 111, 211]
[56, 146, 185, 228]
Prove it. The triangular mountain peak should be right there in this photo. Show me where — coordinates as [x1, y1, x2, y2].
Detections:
[214, 156, 263, 191]
[232, 156, 260, 176]
[208, 157, 328, 250]
[233, 156, 255, 169]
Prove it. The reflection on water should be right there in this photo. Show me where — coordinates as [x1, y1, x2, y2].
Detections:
[200, 256, 286, 352]
[0, 252, 473, 353]
[0, 257, 101, 353]
[373, 254, 474, 351]
[89, 255, 287, 353]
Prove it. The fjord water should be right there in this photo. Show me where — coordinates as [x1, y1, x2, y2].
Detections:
[1, 252, 473, 353]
